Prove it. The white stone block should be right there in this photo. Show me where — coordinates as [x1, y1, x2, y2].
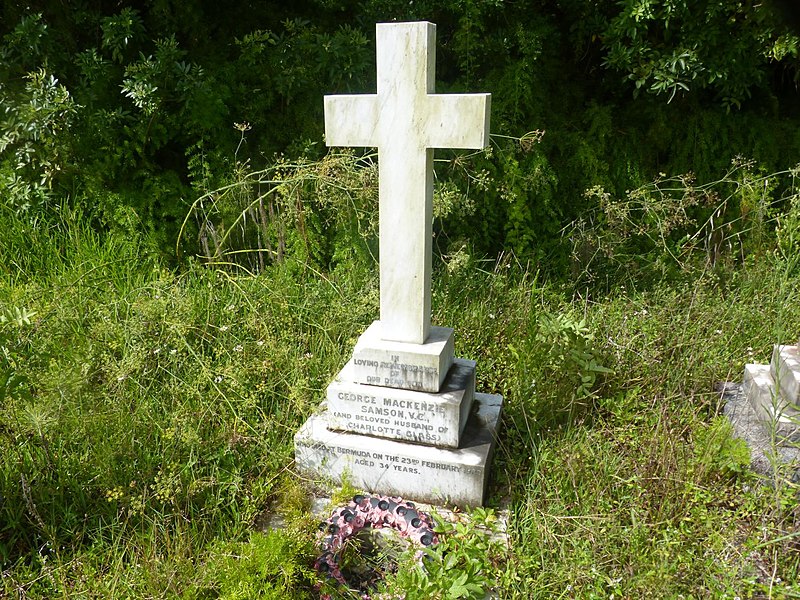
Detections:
[326, 358, 476, 448]
[351, 320, 454, 392]
[295, 393, 503, 507]
[744, 363, 800, 442]
[770, 344, 800, 403]
[744, 363, 777, 418]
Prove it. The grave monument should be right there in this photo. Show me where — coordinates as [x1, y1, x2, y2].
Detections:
[294, 21, 503, 507]
[722, 344, 800, 480]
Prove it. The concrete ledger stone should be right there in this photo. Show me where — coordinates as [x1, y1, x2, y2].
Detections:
[351, 320, 454, 392]
[327, 357, 476, 448]
[294, 392, 503, 507]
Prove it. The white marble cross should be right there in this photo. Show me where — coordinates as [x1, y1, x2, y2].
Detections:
[324, 22, 490, 345]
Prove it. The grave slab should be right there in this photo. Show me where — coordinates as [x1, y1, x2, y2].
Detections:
[743, 363, 800, 442]
[295, 393, 502, 507]
[326, 357, 476, 448]
[721, 380, 800, 481]
[351, 320, 454, 392]
[770, 344, 800, 403]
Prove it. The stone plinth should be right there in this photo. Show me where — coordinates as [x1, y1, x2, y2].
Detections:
[351, 321, 454, 392]
[327, 358, 476, 448]
[295, 393, 502, 507]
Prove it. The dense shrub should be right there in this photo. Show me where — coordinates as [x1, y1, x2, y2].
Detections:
[1, 1, 798, 270]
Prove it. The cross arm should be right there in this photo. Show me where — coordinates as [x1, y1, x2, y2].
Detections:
[324, 94, 381, 148]
[424, 93, 491, 149]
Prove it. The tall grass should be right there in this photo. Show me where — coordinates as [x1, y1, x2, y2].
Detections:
[2, 193, 800, 597]
[0, 202, 374, 596]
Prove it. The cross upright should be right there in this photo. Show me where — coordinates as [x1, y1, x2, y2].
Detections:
[324, 22, 491, 345]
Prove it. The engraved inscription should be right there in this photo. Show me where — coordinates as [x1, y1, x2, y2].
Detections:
[337, 391, 377, 404]
[352, 355, 440, 390]
[300, 439, 482, 476]
[354, 358, 379, 367]
[329, 384, 454, 443]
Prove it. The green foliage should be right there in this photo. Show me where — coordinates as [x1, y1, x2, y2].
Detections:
[0, 12, 51, 74]
[181, 149, 379, 272]
[774, 166, 800, 267]
[101, 7, 145, 64]
[508, 411, 758, 597]
[0, 69, 76, 211]
[502, 256, 800, 596]
[376, 507, 506, 600]
[0, 199, 379, 586]
[2, 2, 800, 265]
[693, 416, 750, 478]
[183, 131, 568, 272]
[534, 309, 612, 406]
[565, 159, 798, 290]
[0, 306, 35, 409]
[3, 199, 800, 595]
[442, 133, 562, 263]
[191, 529, 316, 599]
[565, 0, 800, 107]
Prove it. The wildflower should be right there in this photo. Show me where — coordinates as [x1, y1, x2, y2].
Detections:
[153, 347, 161, 355]
[233, 344, 243, 352]
[220, 325, 229, 332]
[256, 340, 265, 346]
[214, 375, 223, 383]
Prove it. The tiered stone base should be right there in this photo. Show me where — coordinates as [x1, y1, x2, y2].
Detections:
[326, 357, 476, 448]
[350, 321, 455, 392]
[295, 393, 502, 507]
[742, 345, 800, 443]
[295, 320, 503, 507]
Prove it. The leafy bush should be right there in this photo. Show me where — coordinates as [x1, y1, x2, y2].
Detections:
[563, 0, 799, 107]
[0, 69, 76, 212]
[2, 2, 799, 267]
[377, 507, 507, 599]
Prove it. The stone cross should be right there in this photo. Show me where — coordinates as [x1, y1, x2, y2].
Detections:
[324, 22, 490, 345]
